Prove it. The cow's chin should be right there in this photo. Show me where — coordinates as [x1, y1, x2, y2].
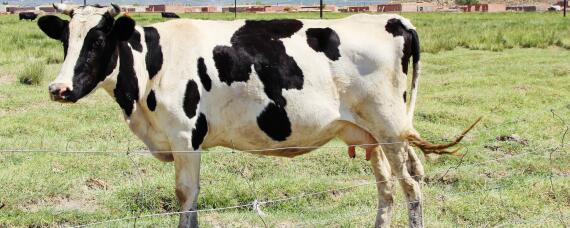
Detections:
[50, 92, 78, 103]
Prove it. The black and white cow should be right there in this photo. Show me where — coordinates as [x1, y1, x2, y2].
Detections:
[19, 12, 38, 21]
[38, 4, 478, 228]
[161, 12, 180, 18]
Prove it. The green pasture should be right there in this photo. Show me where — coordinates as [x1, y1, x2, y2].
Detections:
[0, 12, 569, 227]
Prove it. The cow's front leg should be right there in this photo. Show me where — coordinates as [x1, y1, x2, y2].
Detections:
[172, 139, 201, 228]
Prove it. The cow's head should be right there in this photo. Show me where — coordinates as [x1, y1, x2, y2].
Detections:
[38, 3, 135, 102]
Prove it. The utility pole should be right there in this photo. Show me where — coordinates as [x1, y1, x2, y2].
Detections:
[564, 0, 568, 17]
[83, 0, 86, 6]
[234, 0, 237, 19]
[320, 0, 323, 19]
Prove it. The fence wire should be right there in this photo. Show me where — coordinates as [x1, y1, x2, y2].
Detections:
[1, 112, 569, 227]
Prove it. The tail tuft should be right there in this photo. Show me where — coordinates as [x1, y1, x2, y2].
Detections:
[405, 117, 482, 155]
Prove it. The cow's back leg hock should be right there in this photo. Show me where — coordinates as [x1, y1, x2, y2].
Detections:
[172, 136, 201, 228]
[369, 146, 394, 227]
[383, 143, 423, 228]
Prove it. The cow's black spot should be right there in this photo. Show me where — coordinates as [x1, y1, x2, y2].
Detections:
[128, 29, 142, 52]
[183, 80, 200, 119]
[403, 91, 407, 103]
[306, 27, 341, 61]
[212, 19, 304, 141]
[213, 46, 252, 85]
[385, 18, 415, 75]
[257, 102, 292, 141]
[191, 113, 208, 150]
[143, 27, 163, 79]
[197, 57, 211, 92]
[114, 42, 139, 117]
[69, 13, 118, 102]
[147, 90, 157, 111]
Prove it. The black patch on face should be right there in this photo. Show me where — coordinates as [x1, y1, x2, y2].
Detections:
[114, 42, 139, 117]
[183, 80, 200, 119]
[403, 91, 407, 103]
[147, 90, 157, 111]
[197, 57, 211, 92]
[257, 103, 292, 141]
[66, 13, 120, 102]
[385, 18, 414, 75]
[128, 29, 143, 52]
[191, 113, 208, 150]
[305, 27, 341, 61]
[212, 20, 304, 141]
[143, 27, 163, 79]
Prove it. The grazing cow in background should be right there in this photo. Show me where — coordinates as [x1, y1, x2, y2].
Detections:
[38, 4, 479, 228]
[162, 12, 180, 18]
[19, 12, 38, 21]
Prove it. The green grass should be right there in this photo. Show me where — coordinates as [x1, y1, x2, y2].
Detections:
[0, 12, 569, 227]
[17, 60, 46, 85]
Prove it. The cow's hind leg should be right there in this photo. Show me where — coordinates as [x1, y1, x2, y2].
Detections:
[172, 137, 201, 228]
[406, 146, 424, 183]
[383, 143, 423, 228]
[369, 146, 394, 227]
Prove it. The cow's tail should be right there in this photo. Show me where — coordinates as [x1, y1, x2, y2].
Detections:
[403, 117, 482, 155]
[407, 29, 421, 122]
[402, 27, 482, 156]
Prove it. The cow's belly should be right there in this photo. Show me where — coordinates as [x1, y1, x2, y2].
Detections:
[202, 86, 343, 152]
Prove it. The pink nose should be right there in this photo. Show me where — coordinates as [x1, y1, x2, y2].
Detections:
[48, 83, 70, 101]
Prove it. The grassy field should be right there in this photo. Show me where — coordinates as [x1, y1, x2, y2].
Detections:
[0, 12, 569, 227]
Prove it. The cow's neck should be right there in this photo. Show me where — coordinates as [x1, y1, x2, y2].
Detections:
[101, 28, 152, 119]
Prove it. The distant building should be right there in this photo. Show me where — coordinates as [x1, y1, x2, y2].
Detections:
[0, 5, 17, 13]
[339, 6, 373, 13]
[222, 5, 265, 13]
[6, 6, 35, 14]
[506, 5, 537, 12]
[185, 6, 220, 13]
[375, 2, 436, 12]
[298, 5, 337, 12]
[459, 3, 506, 12]
[121, 5, 147, 13]
[146, 4, 186, 13]
[265, 5, 291, 13]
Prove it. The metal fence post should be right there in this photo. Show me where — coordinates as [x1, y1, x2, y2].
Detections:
[320, 0, 323, 19]
[564, 0, 568, 17]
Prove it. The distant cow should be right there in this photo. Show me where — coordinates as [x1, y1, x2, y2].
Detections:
[19, 12, 38, 21]
[161, 12, 180, 18]
[39, 3, 479, 228]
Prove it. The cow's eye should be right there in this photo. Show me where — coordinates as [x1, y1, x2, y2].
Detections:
[93, 39, 104, 48]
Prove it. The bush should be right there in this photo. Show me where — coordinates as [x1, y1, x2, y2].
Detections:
[18, 61, 45, 85]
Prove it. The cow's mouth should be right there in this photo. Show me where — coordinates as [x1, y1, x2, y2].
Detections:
[50, 93, 74, 103]
[48, 84, 74, 103]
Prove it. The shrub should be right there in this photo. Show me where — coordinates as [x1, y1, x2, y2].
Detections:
[18, 61, 45, 85]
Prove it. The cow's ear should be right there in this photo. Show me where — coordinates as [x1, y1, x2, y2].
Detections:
[111, 16, 135, 41]
[37, 15, 68, 40]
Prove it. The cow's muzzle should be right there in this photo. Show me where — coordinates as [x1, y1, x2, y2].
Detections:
[48, 83, 72, 103]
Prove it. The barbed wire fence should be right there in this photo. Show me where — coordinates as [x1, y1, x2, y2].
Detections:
[0, 111, 569, 227]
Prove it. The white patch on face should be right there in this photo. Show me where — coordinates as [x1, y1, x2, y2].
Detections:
[50, 7, 108, 91]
